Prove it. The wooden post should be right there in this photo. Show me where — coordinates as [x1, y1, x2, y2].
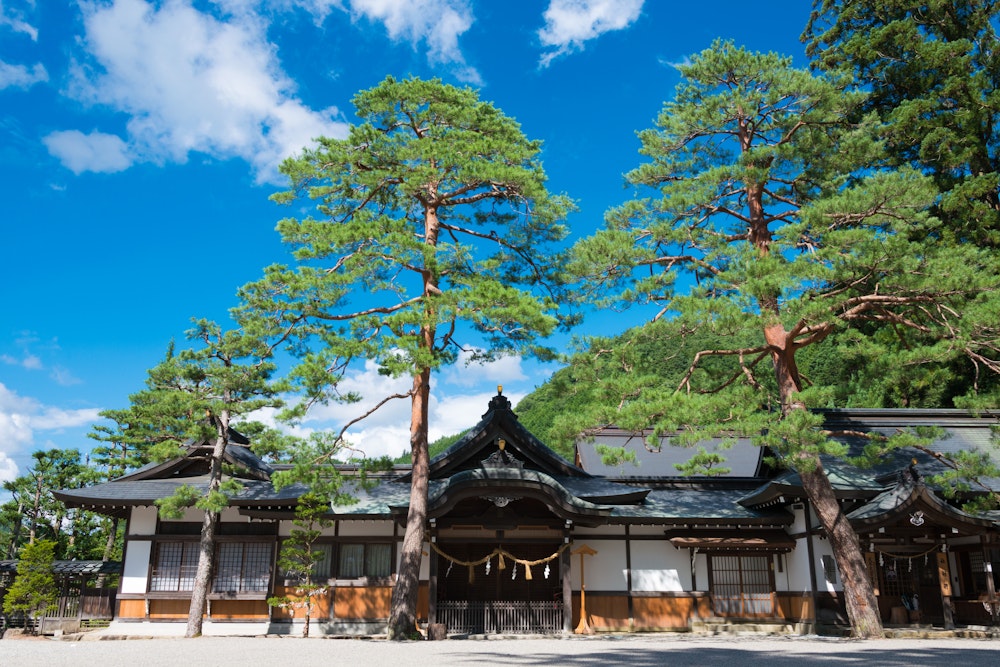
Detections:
[573, 544, 598, 635]
[983, 536, 998, 627]
[937, 551, 954, 630]
[561, 546, 572, 633]
[428, 535, 438, 626]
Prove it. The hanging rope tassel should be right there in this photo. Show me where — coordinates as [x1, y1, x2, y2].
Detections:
[498, 552, 506, 571]
[525, 565, 532, 580]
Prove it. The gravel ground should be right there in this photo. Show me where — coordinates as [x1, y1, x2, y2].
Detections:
[1, 635, 997, 667]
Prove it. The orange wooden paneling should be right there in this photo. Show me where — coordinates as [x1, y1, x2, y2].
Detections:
[571, 594, 629, 630]
[633, 596, 692, 629]
[271, 585, 333, 620]
[149, 599, 189, 619]
[211, 600, 268, 620]
[118, 599, 146, 619]
[775, 593, 811, 621]
[417, 583, 428, 620]
[334, 586, 392, 620]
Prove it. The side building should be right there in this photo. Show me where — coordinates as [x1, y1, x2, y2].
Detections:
[55, 392, 1000, 635]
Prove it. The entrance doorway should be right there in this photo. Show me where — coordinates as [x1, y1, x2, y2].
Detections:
[435, 541, 563, 633]
[709, 554, 775, 617]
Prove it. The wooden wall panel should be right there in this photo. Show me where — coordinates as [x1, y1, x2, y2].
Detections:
[417, 583, 428, 620]
[775, 593, 811, 621]
[571, 593, 628, 630]
[211, 600, 268, 620]
[334, 586, 392, 620]
[118, 599, 146, 619]
[270, 586, 333, 620]
[633, 596, 692, 629]
[149, 599, 189, 619]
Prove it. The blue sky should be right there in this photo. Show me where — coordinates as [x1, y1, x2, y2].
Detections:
[0, 0, 813, 480]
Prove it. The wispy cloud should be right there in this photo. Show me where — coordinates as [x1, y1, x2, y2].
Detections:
[52, 0, 347, 183]
[283, 0, 481, 84]
[43, 129, 132, 174]
[0, 383, 102, 482]
[0, 1, 40, 40]
[538, 0, 643, 68]
[0, 60, 48, 90]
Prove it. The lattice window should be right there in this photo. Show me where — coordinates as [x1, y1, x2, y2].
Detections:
[969, 550, 1000, 597]
[212, 542, 273, 594]
[879, 558, 916, 596]
[150, 542, 200, 592]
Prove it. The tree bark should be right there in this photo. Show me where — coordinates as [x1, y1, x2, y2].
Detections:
[798, 457, 884, 638]
[387, 367, 431, 639]
[770, 335, 884, 638]
[185, 412, 229, 638]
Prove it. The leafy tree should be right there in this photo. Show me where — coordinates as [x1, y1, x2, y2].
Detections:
[805, 0, 1000, 249]
[121, 320, 286, 637]
[268, 492, 332, 637]
[571, 40, 1000, 638]
[238, 75, 573, 639]
[2, 539, 58, 633]
[0, 449, 93, 559]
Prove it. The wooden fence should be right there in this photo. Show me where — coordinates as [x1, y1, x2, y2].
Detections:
[436, 600, 562, 634]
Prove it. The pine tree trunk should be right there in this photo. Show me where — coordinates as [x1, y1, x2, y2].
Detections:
[387, 367, 431, 640]
[185, 414, 229, 637]
[799, 458, 884, 638]
[185, 505, 219, 637]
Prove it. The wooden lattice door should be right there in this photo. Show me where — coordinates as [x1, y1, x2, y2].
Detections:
[709, 554, 775, 617]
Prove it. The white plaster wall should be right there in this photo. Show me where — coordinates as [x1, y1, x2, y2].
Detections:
[277, 521, 341, 537]
[813, 538, 842, 593]
[630, 540, 686, 592]
[571, 540, 627, 591]
[121, 540, 151, 594]
[129, 507, 158, 535]
[338, 520, 395, 537]
[783, 537, 815, 592]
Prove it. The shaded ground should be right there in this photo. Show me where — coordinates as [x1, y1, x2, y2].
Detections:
[0, 635, 996, 667]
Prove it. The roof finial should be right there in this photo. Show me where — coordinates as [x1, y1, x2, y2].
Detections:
[498, 384, 503, 395]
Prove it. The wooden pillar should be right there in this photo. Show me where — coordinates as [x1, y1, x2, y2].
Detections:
[802, 501, 819, 625]
[983, 535, 998, 626]
[561, 542, 572, 633]
[573, 544, 597, 634]
[428, 532, 438, 625]
[937, 549, 954, 630]
[625, 525, 634, 631]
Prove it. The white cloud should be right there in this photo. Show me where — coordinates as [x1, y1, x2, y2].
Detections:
[57, 0, 347, 183]
[0, 383, 102, 482]
[442, 350, 528, 388]
[0, 60, 47, 89]
[0, 2, 39, 40]
[289, 0, 480, 84]
[260, 355, 529, 459]
[1, 352, 43, 370]
[538, 0, 643, 68]
[43, 130, 132, 174]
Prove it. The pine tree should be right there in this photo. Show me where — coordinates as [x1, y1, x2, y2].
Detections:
[122, 320, 286, 637]
[571, 40, 1000, 638]
[3, 539, 58, 633]
[238, 75, 573, 639]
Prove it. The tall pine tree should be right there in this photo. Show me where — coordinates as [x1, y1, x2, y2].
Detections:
[238, 76, 573, 639]
[571, 40, 1000, 638]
